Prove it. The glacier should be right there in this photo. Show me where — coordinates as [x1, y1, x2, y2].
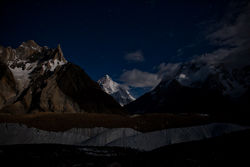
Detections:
[0, 123, 248, 151]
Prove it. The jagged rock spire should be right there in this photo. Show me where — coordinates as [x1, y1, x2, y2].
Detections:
[55, 44, 67, 62]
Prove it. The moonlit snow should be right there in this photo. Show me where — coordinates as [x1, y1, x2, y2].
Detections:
[0, 123, 248, 151]
[8, 61, 38, 91]
[98, 75, 135, 106]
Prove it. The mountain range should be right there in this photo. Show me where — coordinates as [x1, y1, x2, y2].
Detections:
[1, 40, 250, 117]
[126, 58, 250, 115]
[1, 40, 250, 164]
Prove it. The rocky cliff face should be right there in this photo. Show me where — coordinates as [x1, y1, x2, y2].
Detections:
[0, 41, 122, 114]
[0, 62, 17, 110]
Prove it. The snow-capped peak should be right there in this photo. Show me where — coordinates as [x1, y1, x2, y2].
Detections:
[98, 75, 135, 106]
[98, 75, 119, 94]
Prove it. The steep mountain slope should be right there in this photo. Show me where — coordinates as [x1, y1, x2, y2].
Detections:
[0, 40, 122, 114]
[98, 75, 135, 106]
[126, 61, 250, 114]
[0, 62, 17, 110]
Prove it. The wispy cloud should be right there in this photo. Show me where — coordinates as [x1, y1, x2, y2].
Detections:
[119, 63, 181, 89]
[124, 50, 144, 62]
[204, 0, 250, 67]
[120, 69, 160, 88]
[157, 62, 181, 79]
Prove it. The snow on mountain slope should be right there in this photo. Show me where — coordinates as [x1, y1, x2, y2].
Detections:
[8, 61, 38, 91]
[0, 123, 248, 151]
[98, 75, 135, 106]
[98, 75, 119, 94]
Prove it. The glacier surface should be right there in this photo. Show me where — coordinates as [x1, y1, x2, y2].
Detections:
[0, 123, 248, 151]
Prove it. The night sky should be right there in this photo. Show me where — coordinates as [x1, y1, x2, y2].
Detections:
[0, 0, 249, 97]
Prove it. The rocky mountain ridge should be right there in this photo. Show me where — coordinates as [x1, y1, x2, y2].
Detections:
[0, 40, 122, 114]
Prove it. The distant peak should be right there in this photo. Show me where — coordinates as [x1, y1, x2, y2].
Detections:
[98, 75, 135, 106]
[98, 74, 114, 84]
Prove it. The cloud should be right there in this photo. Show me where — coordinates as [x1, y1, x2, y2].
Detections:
[194, 49, 231, 65]
[124, 50, 144, 62]
[120, 69, 160, 88]
[119, 63, 180, 89]
[204, 0, 250, 67]
[207, 17, 250, 47]
[157, 62, 180, 79]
